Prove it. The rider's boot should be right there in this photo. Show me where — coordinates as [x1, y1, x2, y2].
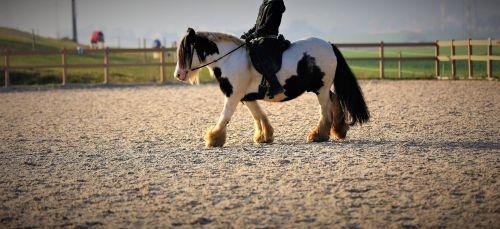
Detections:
[266, 73, 284, 99]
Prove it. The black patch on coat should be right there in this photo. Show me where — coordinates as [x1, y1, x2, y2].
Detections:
[281, 53, 325, 102]
[194, 35, 219, 63]
[214, 67, 233, 97]
[241, 93, 261, 101]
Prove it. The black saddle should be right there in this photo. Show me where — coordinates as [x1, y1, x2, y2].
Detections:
[248, 34, 291, 77]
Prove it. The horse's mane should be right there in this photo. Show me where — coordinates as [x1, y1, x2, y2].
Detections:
[195, 31, 245, 46]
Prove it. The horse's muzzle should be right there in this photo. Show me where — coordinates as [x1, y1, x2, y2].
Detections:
[174, 69, 189, 82]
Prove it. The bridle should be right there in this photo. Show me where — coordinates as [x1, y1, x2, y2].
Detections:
[186, 39, 247, 72]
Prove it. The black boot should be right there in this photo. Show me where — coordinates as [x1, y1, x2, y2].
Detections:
[266, 74, 284, 99]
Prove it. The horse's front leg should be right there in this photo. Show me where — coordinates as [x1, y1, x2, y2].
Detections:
[205, 96, 241, 147]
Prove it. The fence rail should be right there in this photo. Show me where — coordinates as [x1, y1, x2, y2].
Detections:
[2, 38, 499, 87]
[335, 38, 499, 80]
[1, 47, 177, 87]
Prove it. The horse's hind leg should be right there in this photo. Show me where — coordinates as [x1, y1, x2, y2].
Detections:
[308, 90, 333, 142]
[330, 92, 349, 140]
[243, 101, 274, 143]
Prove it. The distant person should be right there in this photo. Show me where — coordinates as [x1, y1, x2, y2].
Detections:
[241, 0, 286, 98]
[91, 31, 104, 49]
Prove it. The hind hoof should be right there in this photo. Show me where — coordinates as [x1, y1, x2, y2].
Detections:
[307, 131, 330, 142]
[331, 124, 349, 140]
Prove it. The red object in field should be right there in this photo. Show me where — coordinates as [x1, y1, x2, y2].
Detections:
[91, 31, 104, 43]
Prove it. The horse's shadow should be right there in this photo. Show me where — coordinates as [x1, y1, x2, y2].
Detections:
[218, 139, 500, 152]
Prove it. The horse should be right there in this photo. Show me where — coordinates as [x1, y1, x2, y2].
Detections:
[174, 28, 369, 147]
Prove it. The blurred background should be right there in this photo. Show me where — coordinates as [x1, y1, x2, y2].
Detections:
[1, 0, 499, 47]
[1, 0, 499, 85]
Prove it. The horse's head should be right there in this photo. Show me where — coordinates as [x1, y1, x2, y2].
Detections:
[175, 28, 223, 84]
[174, 28, 201, 84]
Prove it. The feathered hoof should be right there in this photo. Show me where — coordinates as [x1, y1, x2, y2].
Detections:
[331, 124, 349, 140]
[254, 134, 274, 144]
[205, 126, 226, 147]
[307, 131, 330, 142]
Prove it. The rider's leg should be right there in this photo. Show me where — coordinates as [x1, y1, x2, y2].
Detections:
[256, 38, 284, 99]
[263, 62, 284, 98]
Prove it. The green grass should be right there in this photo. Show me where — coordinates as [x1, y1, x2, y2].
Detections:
[1, 27, 498, 86]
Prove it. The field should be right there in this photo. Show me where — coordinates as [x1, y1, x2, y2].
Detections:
[2, 27, 499, 87]
[1, 80, 499, 228]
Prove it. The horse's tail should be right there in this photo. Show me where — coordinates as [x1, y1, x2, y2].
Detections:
[331, 43, 370, 126]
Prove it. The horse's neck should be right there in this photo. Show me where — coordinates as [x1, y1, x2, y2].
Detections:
[214, 41, 241, 58]
[205, 41, 248, 69]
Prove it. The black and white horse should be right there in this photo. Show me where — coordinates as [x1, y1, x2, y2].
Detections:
[174, 28, 369, 147]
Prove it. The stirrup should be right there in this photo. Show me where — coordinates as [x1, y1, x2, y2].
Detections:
[266, 84, 284, 99]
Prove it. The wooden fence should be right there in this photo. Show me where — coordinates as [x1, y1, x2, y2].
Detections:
[335, 38, 499, 79]
[1, 38, 499, 87]
[335, 41, 439, 78]
[436, 38, 500, 79]
[1, 47, 177, 87]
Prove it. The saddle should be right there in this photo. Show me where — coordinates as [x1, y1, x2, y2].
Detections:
[248, 34, 291, 77]
[247, 34, 291, 99]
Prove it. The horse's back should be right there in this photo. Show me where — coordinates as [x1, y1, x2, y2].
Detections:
[280, 37, 337, 76]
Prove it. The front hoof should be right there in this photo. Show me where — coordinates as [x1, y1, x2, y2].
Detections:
[205, 126, 226, 147]
[307, 131, 329, 142]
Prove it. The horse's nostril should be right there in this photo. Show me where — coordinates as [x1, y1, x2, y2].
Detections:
[177, 74, 180, 78]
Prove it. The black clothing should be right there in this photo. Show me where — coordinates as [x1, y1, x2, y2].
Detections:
[245, 0, 286, 98]
[245, 0, 286, 62]
[246, 0, 286, 38]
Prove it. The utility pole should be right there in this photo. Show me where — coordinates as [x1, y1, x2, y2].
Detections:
[72, 0, 77, 42]
[143, 38, 147, 63]
[32, 29, 36, 51]
[55, 0, 59, 40]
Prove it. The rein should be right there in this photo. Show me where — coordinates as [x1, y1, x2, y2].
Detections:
[189, 43, 247, 71]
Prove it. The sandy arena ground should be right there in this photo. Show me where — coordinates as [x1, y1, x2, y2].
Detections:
[0, 80, 499, 228]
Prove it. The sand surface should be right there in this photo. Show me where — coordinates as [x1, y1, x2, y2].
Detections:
[1, 80, 499, 228]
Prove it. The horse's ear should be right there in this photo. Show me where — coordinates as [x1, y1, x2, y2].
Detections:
[186, 28, 196, 44]
[187, 27, 196, 36]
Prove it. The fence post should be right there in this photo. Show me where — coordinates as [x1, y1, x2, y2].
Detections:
[61, 48, 67, 85]
[4, 49, 9, 87]
[160, 46, 165, 83]
[104, 48, 109, 84]
[172, 42, 177, 62]
[435, 40, 439, 78]
[487, 38, 492, 80]
[398, 52, 402, 79]
[468, 38, 473, 78]
[379, 40, 384, 79]
[451, 39, 456, 79]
